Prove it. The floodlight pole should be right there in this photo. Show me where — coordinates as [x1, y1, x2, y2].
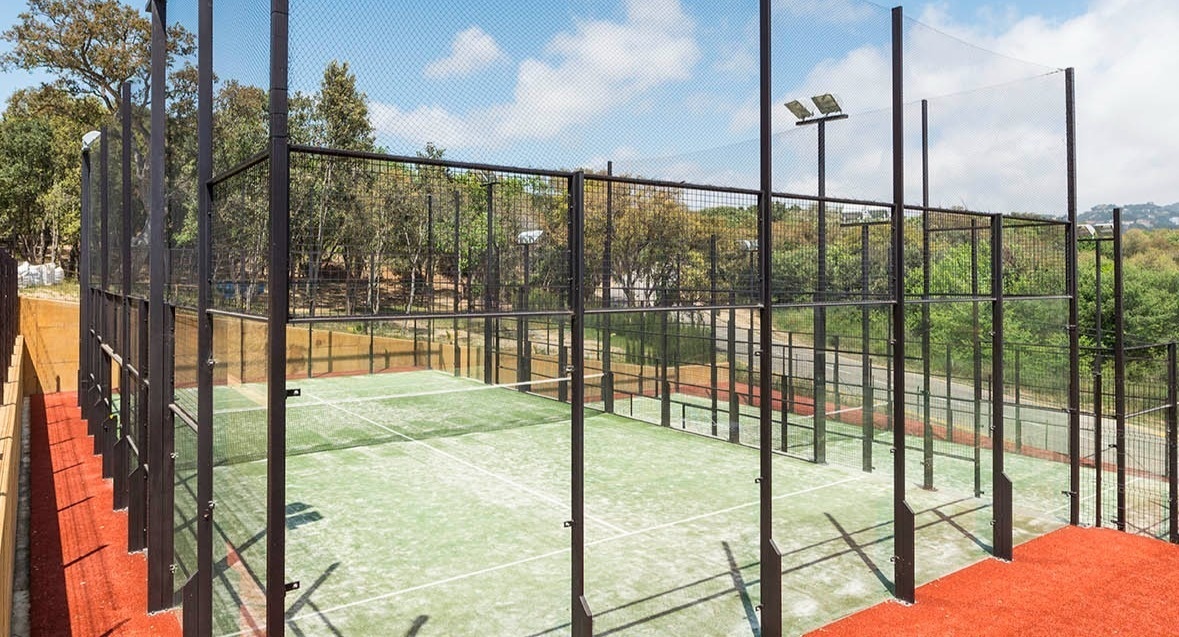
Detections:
[795, 112, 846, 465]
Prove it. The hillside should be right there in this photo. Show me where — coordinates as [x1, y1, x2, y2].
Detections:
[1079, 202, 1179, 229]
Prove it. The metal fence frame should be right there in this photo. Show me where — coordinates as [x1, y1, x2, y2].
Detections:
[71, 3, 1179, 637]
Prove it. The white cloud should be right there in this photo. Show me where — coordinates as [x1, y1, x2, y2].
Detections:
[372, 0, 699, 150]
[913, 0, 1179, 209]
[423, 26, 506, 79]
[726, 0, 1179, 211]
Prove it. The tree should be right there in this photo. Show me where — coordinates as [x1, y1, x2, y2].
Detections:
[2, 1, 196, 270]
[0, 116, 55, 258]
[2, 0, 194, 114]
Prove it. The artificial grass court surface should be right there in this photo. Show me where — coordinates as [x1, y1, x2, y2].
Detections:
[33, 387, 1179, 636]
[195, 370, 1066, 636]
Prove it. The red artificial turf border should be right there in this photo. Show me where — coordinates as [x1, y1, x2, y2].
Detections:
[809, 524, 1179, 637]
[29, 392, 181, 637]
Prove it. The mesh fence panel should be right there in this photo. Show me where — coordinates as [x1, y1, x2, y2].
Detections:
[288, 150, 571, 319]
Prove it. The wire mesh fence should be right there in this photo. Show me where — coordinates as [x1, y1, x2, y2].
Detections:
[66, 2, 1179, 637]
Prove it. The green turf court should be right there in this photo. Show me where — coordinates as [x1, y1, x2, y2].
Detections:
[183, 370, 1080, 636]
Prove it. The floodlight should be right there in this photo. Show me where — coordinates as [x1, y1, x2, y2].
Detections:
[740, 239, 758, 252]
[784, 100, 813, 121]
[81, 130, 101, 151]
[517, 229, 543, 245]
[811, 93, 842, 115]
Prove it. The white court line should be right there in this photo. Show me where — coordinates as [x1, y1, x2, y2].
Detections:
[256, 473, 865, 633]
[825, 401, 890, 418]
[306, 391, 629, 536]
[1044, 475, 1146, 515]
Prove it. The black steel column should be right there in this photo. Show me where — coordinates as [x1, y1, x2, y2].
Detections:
[115, 81, 132, 510]
[268, 0, 291, 632]
[484, 182, 495, 384]
[728, 293, 739, 442]
[602, 162, 614, 413]
[991, 214, 1013, 561]
[710, 235, 719, 436]
[921, 99, 933, 490]
[98, 126, 110, 457]
[1065, 67, 1081, 526]
[569, 171, 592, 636]
[972, 224, 983, 498]
[814, 117, 827, 465]
[861, 225, 872, 472]
[453, 192, 461, 376]
[196, 0, 214, 631]
[78, 139, 92, 412]
[1113, 207, 1126, 531]
[1093, 229, 1104, 526]
[1168, 342, 1177, 543]
[890, 5, 915, 604]
[79, 143, 91, 409]
[146, 0, 174, 612]
[758, 0, 782, 632]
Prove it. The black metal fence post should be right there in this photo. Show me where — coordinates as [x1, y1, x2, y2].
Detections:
[1065, 67, 1082, 526]
[97, 125, 109, 459]
[195, 0, 215, 629]
[602, 162, 614, 413]
[79, 140, 92, 412]
[146, 0, 174, 612]
[569, 171, 592, 636]
[921, 99, 933, 490]
[1168, 342, 1178, 543]
[114, 81, 132, 511]
[1113, 207, 1126, 532]
[992, 214, 1013, 561]
[267, 0, 291, 632]
[891, 5, 915, 604]
[757, 1, 782, 631]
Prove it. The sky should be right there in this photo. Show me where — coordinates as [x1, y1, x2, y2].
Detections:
[1, 0, 1175, 213]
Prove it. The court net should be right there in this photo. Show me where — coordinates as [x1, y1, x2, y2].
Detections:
[210, 372, 604, 465]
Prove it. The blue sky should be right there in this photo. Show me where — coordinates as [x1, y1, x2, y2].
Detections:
[2, 1, 1175, 212]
